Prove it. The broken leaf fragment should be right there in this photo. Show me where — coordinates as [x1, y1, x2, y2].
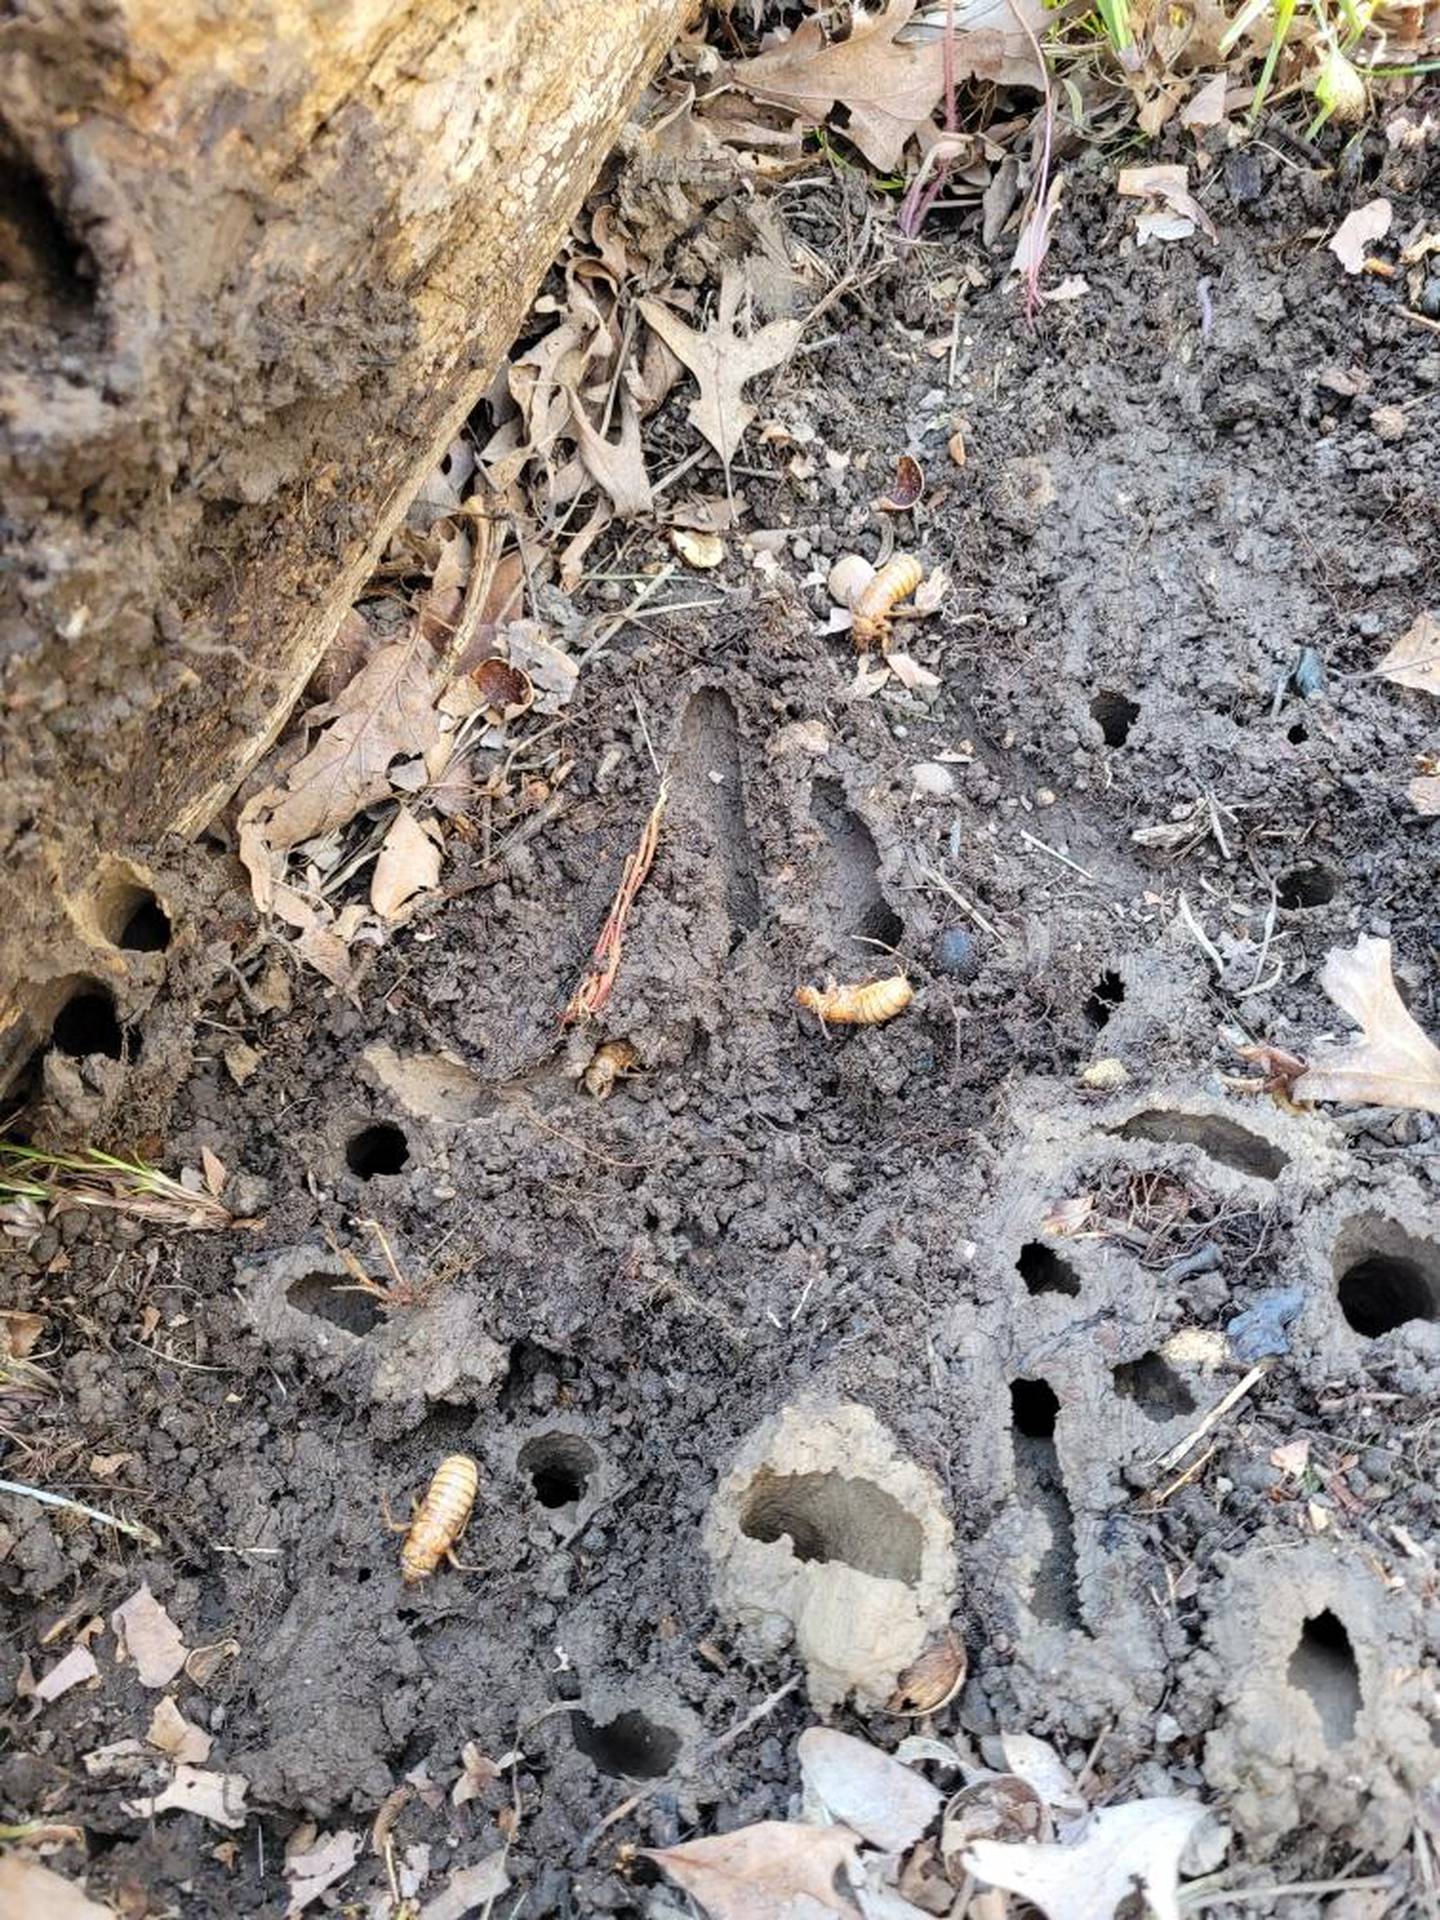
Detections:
[1328, 198, 1392, 274]
[123, 1764, 249, 1829]
[285, 1829, 360, 1917]
[1292, 936, 1440, 1116]
[1377, 610, 1440, 697]
[471, 656, 534, 718]
[371, 810, 443, 922]
[671, 528, 725, 569]
[111, 1583, 187, 1687]
[35, 1642, 100, 1705]
[798, 1726, 942, 1851]
[876, 453, 924, 511]
[147, 1694, 213, 1764]
[0, 1858, 115, 1920]
[644, 1820, 862, 1919]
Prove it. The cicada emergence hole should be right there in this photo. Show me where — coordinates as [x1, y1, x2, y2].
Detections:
[346, 1122, 410, 1179]
[572, 1709, 680, 1781]
[519, 1432, 597, 1509]
[1016, 1241, 1080, 1298]
[738, 1468, 923, 1585]
[51, 984, 125, 1060]
[1288, 1610, 1361, 1747]
[286, 1272, 383, 1336]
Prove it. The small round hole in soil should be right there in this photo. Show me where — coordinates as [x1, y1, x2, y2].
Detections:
[1276, 863, 1339, 910]
[345, 1122, 409, 1179]
[118, 893, 172, 952]
[573, 1709, 680, 1781]
[1084, 969, 1125, 1029]
[738, 1468, 923, 1584]
[1016, 1241, 1080, 1298]
[1090, 689, 1139, 748]
[518, 1432, 597, 1508]
[1287, 722, 1309, 745]
[1010, 1378, 1060, 1440]
[1287, 1609, 1361, 1746]
[286, 1272, 382, 1335]
[1334, 1215, 1440, 1337]
[51, 987, 124, 1060]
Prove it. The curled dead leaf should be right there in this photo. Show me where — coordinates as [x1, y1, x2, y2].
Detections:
[963, 1796, 1213, 1920]
[671, 528, 725, 569]
[471, 656, 534, 717]
[886, 1628, 968, 1714]
[876, 453, 924, 511]
[1329, 198, 1393, 274]
[371, 810, 443, 923]
[1292, 935, 1440, 1116]
[645, 1819, 862, 1918]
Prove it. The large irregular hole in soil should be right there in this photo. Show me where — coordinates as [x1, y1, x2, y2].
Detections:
[1016, 1241, 1080, 1298]
[1113, 1109, 1288, 1180]
[1287, 1610, 1362, 1746]
[738, 1467, 924, 1584]
[809, 777, 904, 950]
[285, 1272, 383, 1335]
[1084, 969, 1125, 1029]
[1112, 1351, 1195, 1419]
[1009, 1380, 1080, 1629]
[50, 983, 126, 1060]
[519, 1432, 598, 1508]
[674, 689, 761, 945]
[346, 1122, 410, 1179]
[117, 892, 173, 952]
[572, 1709, 680, 1780]
[1275, 863, 1340, 911]
[0, 155, 97, 313]
[1090, 689, 1139, 747]
[1334, 1217, 1440, 1337]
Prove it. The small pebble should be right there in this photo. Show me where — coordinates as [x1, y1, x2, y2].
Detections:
[1369, 404, 1406, 442]
[1078, 1057, 1129, 1091]
[934, 927, 981, 980]
[1034, 787, 1057, 808]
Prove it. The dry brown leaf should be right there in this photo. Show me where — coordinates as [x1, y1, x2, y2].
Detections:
[370, 810, 443, 922]
[964, 1796, 1211, 1920]
[1329, 198, 1393, 273]
[418, 1852, 511, 1920]
[200, 1146, 226, 1199]
[729, 0, 947, 171]
[1377, 610, 1440, 695]
[639, 270, 802, 477]
[1118, 163, 1217, 241]
[1042, 1193, 1094, 1236]
[285, 1829, 360, 1917]
[147, 1694, 213, 1764]
[471, 657, 534, 717]
[1, 1308, 45, 1357]
[644, 1820, 862, 1919]
[0, 1858, 116, 1920]
[111, 1583, 187, 1687]
[1292, 936, 1440, 1116]
[671, 528, 725, 569]
[35, 1642, 100, 1705]
[239, 637, 442, 911]
[569, 392, 654, 518]
[124, 1764, 249, 1829]
[799, 1727, 942, 1850]
[1180, 71, 1228, 128]
[887, 1629, 967, 1714]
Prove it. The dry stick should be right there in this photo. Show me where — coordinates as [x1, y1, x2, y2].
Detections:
[1009, 0, 1055, 318]
[1182, 1877, 1398, 1909]
[1019, 829, 1095, 881]
[917, 863, 1000, 939]
[0, 1476, 161, 1550]
[1156, 1363, 1273, 1473]
[563, 776, 669, 1025]
[581, 1674, 802, 1858]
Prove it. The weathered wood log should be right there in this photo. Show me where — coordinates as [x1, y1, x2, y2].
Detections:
[0, 0, 687, 1092]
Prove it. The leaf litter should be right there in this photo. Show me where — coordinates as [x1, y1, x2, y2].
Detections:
[1293, 936, 1440, 1116]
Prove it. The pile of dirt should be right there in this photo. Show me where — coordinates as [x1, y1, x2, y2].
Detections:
[3, 95, 1439, 1920]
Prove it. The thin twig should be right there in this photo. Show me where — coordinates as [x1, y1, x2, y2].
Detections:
[1182, 1876, 1398, 1909]
[916, 864, 1001, 939]
[1156, 1363, 1272, 1472]
[1020, 830, 1095, 881]
[1177, 892, 1225, 975]
[0, 1476, 161, 1549]
[1142, 1443, 1218, 1511]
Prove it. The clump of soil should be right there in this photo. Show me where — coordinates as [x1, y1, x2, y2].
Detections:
[3, 120, 1439, 1917]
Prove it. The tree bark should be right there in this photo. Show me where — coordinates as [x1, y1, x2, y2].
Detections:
[0, 0, 687, 1090]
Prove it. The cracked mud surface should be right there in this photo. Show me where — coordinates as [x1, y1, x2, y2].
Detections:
[3, 137, 1439, 1915]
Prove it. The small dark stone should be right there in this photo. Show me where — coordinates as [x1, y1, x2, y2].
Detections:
[1419, 276, 1440, 321]
[934, 927, 981, 980]
[1224, 149, 1264, 205]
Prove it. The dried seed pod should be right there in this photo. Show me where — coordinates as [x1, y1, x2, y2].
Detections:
[941, 1775, 1051, 1885]
[886, 1630, 967, 1715]
[876, 453, 924, 512]
[851, 555, 925, 653]
[472, 657, 534, 718]
[400, 1454, 478, 1583]
[795, 976, 914, 1027]
[582, 1038, 639, 1100]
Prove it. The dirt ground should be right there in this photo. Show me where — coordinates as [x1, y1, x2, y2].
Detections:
[3, 98, 1440, 1920]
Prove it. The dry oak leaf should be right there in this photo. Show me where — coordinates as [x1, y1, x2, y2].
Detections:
[799, 1726, 942, 1851]
[111, 1583, 187, 1687]
[1292, 936, 1440, 1117]
[0, 1858, 116, 1920]
[1377, 610, 1440, 696]
[639, 270, 802, 477]
[728, 0, 947, 171]
[569, 391, 653, 518]
[644, 1820, 862, 1919]
[965, 1796, 1211, 1920]
[124, 1764, 249, 1829]
[239, 637, 442, 911]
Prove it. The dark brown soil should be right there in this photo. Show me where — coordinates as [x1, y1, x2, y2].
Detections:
[4, 114, 1440, 1917]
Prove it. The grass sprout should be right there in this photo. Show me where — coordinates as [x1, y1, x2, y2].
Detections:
[0, 1143, 235, 1232]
